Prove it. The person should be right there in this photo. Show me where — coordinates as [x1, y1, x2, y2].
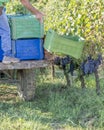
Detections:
[0, 0, 44, 64]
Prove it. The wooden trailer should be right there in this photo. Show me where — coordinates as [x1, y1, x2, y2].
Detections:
[0, 60, 51, 101]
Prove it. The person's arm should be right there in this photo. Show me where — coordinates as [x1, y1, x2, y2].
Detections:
[20, 0, 44, 23]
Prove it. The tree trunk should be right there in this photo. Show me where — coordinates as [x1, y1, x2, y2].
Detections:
[63, 69, 71, 86]
[51, 64, 55, 79]
[80, 75, 86, 89]
[94, 69, 100, 95]
[17, 69, 35, 101]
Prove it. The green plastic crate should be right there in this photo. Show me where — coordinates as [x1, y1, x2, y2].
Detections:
[44, 29, 85, 59]
[8, 15, 44, 39]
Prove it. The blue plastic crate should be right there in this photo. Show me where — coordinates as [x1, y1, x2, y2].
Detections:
[12, 39, 44, 60]
[0, 37, 4, 61]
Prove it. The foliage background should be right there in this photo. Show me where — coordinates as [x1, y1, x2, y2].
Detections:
[6, 0, 104, 57]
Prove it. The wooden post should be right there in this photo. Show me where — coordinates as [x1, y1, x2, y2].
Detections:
[17, 69, 36, 101]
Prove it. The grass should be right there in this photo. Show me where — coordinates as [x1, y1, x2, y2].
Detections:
[0, 68, 104, 130]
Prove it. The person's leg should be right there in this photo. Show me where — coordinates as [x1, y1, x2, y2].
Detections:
[0, 8, 12, 56]
[0, 8, 19, 64]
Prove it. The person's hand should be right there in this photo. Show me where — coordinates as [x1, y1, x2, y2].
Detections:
[35, 11, 44, 23]
[20, 0, 44, 23]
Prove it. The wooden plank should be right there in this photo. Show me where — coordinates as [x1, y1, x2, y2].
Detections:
[0, 60, 51, 70]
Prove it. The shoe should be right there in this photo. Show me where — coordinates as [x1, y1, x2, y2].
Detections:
[2, 56, 20, 64]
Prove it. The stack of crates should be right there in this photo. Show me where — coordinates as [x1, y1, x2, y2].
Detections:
[8, 15, 44, 60]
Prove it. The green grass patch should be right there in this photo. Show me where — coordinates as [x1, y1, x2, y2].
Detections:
[0, 68, 104, 130]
